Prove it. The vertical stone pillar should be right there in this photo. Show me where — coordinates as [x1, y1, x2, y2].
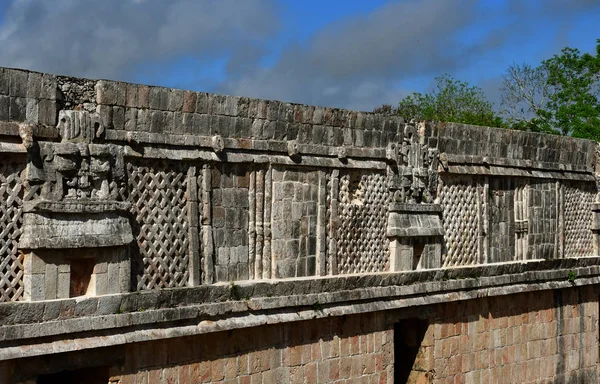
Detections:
[482, 176, 490, 264]
[316, 170, 327, 276]
[389, 238, 413, 271]
[248, 170, 256, 280]
[328, 169, 339, 275]
[187, 166, 200, 286]
[201, 164, 214, 284]
[263, 166, 272, 279]
[254, 169, 264, 279]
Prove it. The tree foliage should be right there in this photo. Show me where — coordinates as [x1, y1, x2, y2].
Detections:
[501, 39, 600, 139]
[376, 74, 504, 127]
[500, 63, 555, 134]
[377, 38, 600, 140]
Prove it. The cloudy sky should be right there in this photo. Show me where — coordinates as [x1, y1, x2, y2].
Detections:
[0, 0, 598, 111]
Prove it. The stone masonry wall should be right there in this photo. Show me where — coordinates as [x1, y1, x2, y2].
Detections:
[0, 67, 599, 300]
[4, 285, 597, 383]
[1, 66, 600, 384]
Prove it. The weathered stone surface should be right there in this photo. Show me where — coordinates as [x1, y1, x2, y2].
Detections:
[19, 210, 132, 249]
[0, 67, 598, 383]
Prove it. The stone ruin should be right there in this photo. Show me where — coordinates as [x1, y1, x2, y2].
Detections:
[0, 67, 599, 382]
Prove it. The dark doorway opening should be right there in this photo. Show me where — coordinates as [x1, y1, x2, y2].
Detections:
[70, 258, 95, 297]
[37, 365, 109, 384]
[394, 317, 429, 383]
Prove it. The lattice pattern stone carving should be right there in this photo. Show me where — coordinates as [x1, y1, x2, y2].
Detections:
[439, 176, 480, 267]
[0, 158, 31, 302]
[564, 182, 595, 257]
[336, 172, 389, 274]
[127, 160, 190, 290]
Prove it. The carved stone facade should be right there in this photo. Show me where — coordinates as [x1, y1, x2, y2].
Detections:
[0, 68, 597, 300]
[0, 67, 599, 382]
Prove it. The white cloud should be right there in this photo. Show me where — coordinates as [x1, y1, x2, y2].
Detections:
[0, 0, 279, 80]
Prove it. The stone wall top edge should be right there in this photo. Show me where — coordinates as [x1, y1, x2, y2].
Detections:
[430, 120, 598, 147]
[2, 66, 598, 163]
[0, 65, 404, 120]
[428, 121, 597, 170]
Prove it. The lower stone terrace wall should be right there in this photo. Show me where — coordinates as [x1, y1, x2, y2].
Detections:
[4, 285, 597, 384]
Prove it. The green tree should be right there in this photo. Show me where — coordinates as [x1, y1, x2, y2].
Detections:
[377, 74, 503, 127]
[501, 39, 600, 139]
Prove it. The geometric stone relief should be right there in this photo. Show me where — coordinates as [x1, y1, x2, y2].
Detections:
[438, 175, 481, 267]
[248, 166, 273, 280]
[563, 181, 595, 258]
[336, 171, 390, 274]
[127, 159, 191, 290]
[0, 156, 28, 301]
[513, 182, 529, 261]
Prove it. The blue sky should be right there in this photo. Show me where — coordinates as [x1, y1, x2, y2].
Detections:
[0, 0, 598, 111]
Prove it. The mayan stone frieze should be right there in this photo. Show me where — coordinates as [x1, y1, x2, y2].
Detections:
[438, 175, 481, 267]
[127, 159, 192, 290]
[0, 156, 28, 301]
[564, 181, 595, 258]
[336, 171, 389, 274]
[0, 68, 598, 302]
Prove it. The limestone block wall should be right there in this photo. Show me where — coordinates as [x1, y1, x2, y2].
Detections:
[4, 284, 596, 383]
[0, 66, 599, 303]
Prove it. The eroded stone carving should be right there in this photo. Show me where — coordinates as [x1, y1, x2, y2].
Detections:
[57, 110, 104, 142]
[389, 123, 439, 205]
[387, 122, 443, 271]
[16, 110, 132, 300]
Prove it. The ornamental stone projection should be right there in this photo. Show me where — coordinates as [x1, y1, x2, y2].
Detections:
[0, 67, 599, 383]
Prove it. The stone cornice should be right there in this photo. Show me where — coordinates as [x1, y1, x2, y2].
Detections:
[0, 257, 599, 360]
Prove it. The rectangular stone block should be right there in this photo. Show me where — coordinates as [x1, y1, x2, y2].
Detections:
[44, 263, 58, 300]
[9, 97, 26, 121]
[182, 91, 196, 113]
[262, 120, 276, 140]
[149, 86, 168, 110]
[150, 110, 165, 133]
[9, 69, 28, 98]
[136, 108, 150, 131]
[0, 96, 8, 121]
[96, 80, 120, 105]
[195, 92, 208, 114]
[107, 262, 120, 294]
[137, 85, 150, 109]
[168, 89, 184, 112]
[112, 106, 125, 130]
[57, 271, 70, 298]
[195, 114, 210, 136]
[40, 74, 57, 100]
[0, 68, 8, 95]
[26, 72, 42, 99]
[38, 99, 57, 125]
[125, 83, 138, 108]
[124, 107, 138, 131]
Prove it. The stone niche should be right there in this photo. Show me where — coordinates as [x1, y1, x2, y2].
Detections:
[387, 203, 444, 271]
[19, 199, 133, 301]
